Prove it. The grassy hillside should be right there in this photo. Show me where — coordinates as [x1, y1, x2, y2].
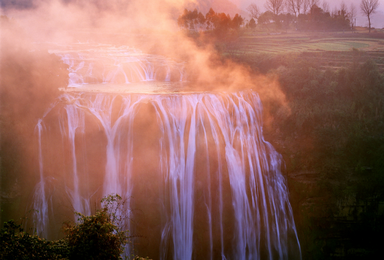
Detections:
[223, 31, 384, 73]
[220, 31, 384, 259]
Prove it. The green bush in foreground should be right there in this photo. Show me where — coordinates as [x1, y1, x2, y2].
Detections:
[63, 195, 128, 260]
[0, 194, 148, 260]
[0, 220, 68, 259]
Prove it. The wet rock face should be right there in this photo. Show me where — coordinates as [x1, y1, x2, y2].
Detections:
[0, 40, 68, 225]
[1, 179, 21, 203]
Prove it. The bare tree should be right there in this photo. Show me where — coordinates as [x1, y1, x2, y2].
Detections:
[286, 0, 304, 16]
[322, 0, 330, 13]
[247, 3, 260, 20]
[360, 0, 379, 32]
[349, 3, 357, 31]
[331, 7, 338, 17]
[302, 0, 310, 14]
[310, 0, 320, 6]
[303, 0, 320, 13]
[286, 0, 297, 16]
[296, 0, 304, 15]
[265, 0, 285, 16]
[340, 1, 348, 18]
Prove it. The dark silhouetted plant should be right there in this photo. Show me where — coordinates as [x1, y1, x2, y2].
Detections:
[0, 219, 68, 259]
[0, 194, 145, 260]
[63, 194, 129, 260]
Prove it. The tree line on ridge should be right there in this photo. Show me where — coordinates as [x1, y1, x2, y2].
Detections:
[178, 0, 381, 33]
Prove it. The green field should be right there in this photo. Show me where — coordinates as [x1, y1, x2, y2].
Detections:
[223, 30, 384, 73]
[227, 30, 384, 53]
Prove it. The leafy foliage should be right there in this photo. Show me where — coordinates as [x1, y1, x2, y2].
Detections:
[248, 18, 256, 29]
[296, 4, 350, 31]
[253, 3, 351, 32]
[0, 220, 68, 260]
[63, 194, 129, 260]
[0, 195, 139, 260]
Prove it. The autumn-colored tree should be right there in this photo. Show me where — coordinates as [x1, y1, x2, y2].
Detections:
[177, 9, 205, 31]
[232, 14, 244, 29]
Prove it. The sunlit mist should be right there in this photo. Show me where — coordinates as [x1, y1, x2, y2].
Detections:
[0, 1, 301, 259]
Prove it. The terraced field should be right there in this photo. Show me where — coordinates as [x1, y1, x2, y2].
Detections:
[225, 31, 384, 72]
[299, 50, 384, 72]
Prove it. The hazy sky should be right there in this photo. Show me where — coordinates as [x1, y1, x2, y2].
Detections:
[234, 0, 384, 27]
[0, 0, 382, 27]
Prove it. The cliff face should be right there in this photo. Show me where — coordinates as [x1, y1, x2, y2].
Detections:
[257, 54, 384, 259]
[0, 17, 67, 225]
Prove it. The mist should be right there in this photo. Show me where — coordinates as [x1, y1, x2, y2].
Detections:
[0, 0, 288, 123]
[0, 1, 297, 259]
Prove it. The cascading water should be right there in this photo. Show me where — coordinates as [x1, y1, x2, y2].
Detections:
[52, 44, 185, 87]
[32, 44, 301, 259]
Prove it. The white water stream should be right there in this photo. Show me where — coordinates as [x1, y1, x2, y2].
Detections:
[32, 44, 301, 259]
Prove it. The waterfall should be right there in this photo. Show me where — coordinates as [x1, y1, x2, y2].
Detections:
[32, 44, 301, 259]
[33, 119, 49, 238]
[53, 44, 185, 86]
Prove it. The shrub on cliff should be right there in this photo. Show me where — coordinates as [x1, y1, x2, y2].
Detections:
[0, 220, 68, 259]
[0, 194, 138, 260]
[63, 194, 129, 260]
